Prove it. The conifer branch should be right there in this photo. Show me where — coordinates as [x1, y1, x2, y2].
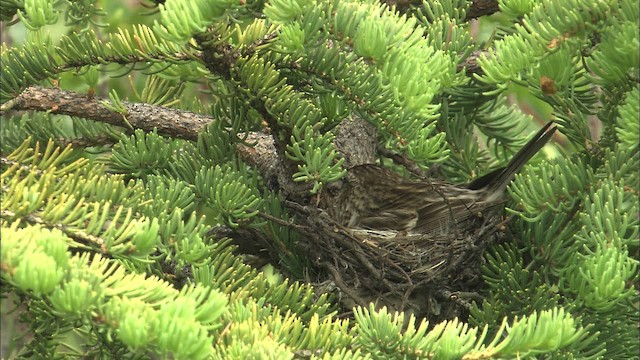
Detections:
[4, 83, 388, 200]
[2, 87, 276, 196]
[388, 0, 500, 20]
[3, 0, 637, 358]
[465, 0, 500, 20]
[4, 86, 210, 141]
[1, 209, 108, 254]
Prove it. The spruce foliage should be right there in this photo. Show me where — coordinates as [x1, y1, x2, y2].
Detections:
[1, 0, 637, 358]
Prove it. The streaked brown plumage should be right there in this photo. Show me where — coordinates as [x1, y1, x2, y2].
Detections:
[333, 122, 557, 234]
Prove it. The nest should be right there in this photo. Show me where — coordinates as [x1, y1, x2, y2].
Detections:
[287, 201, 508, 323]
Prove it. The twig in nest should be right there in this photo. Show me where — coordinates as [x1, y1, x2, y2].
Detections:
[255, 210, 309, 232]
[435, 289, 481, 311]
[334, 229, 398, 284]
[286, 200, 414, 286]
[323, 261, 368, 307]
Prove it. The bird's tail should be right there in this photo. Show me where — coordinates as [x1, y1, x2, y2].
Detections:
[467, 121, 557, 193]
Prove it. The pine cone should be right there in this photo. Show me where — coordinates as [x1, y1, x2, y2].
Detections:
[330, 122, 557, 235]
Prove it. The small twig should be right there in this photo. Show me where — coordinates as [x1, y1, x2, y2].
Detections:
[1, 157, 46, 177]
[215, 321, 233, 345]
[435, 289, 479, 311]
[323, 262, 368, 307]
[400, 284, 417, 312]
[255, 210, 307, 231]
[1, 209, 109, 254]
[56, 135, 119, 149]
[377, 145, 428, 178]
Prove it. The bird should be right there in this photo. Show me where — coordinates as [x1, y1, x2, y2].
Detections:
[330, 122, 557, 235]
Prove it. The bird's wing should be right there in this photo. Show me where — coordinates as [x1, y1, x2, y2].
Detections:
[414, 192, 504, 235]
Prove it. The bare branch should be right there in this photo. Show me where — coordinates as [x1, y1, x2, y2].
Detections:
[465, 0, 500, 20]
[384, 0, 500, 21]
[4, 86, 211, 141]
